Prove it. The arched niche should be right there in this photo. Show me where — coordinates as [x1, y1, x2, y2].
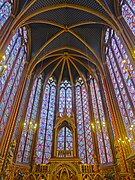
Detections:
[54, 111, 76, 158]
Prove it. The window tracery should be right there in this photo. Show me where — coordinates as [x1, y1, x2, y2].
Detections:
[75, 78, 94, 164]
[17, 76, 42, 163]
[57, 127, 73, 152]
[0, 0, 13, 29]
[121, 0, 135, 35]
[59, 80, 72, 117]
[105, 28, 135, 150]
[89, 77, 113, 164]
[0, 27, 28, 141]
[35, 77, 56, 164]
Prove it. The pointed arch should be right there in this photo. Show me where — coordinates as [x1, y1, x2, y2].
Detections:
[59, 80, 72, 118]
[0, 26, 28, 141]
[105, 28, 135, 150]
[0, 0, 14, 30]
[75, 77, 94, 164]
[120, 0, 135, 36]
[35, 77, 56, 164]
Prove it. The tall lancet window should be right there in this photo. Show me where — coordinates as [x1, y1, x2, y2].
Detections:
[90, 77, 113, 164]
[17, 76, 42, 163]
[75, 78, 94, 164]
[59, 80, 72, 117]
[0, 27, 28, 141]
[57, 126, 73, 157]
[0, 0, 14, 29]
[105, 28, 135, 150]
[35, 77, 56, 164]
[121, 0, 135, 35]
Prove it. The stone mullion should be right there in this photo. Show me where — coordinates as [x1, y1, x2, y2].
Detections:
[22, 79, 39, 163]
[103, 61, 127, 138]
[53, 82, 59, 157]
[0, 41, 23, 101]
[30, 77, 44, 165]
[64, 127, 66, 151]
[0, 63, 26, 154]
[108, 55, 133, 135]
[51, 83, 57, 158]
[103, 62, 128, 172]
[80, 85, 88, 163]
[110, 45, 135, 126]
[113, 37, 135, 88]
[14, 76, 34, 162]
[93, 79, 108, 163]
[110, 43, 135, 111]
[0, 64, 28, 171]
[0, 16, 15, 51]
[0, 53, 24, 148]
[108, 56, 135, 150]
[86, 77, 99, 164]
[73, 85, 78, 157]
[0, 50, 24, 127]
[113, 37, 135, 87]
[117, 12, 135, 53]
[97, 73, 116, 163]
[42, 84, 51, 163]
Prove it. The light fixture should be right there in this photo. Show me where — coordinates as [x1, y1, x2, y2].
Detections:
[0, 53, 7, 76]
[132, 50, 135, 59]
[122, 59, 126, 64]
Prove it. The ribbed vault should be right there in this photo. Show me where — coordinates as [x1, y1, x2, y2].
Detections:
[11, 0, 119, 81]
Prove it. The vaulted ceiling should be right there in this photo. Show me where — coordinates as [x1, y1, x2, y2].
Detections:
[15, 0, 120, 82]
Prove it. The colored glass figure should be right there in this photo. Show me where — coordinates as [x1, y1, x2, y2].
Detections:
[101, 78, 115, 139]
[121, 0, 135, 35]
[90, 78, 113, 164]
[75, 78, 94, 164]
[17, 76, 42, 163]
[105, 29, 135, 150]
[59, 80, 72, 117]
[57, 126, 73, 156]
[0, 0, 13, 30]
[12, 79, 30, 140]
[35, 77, 56, 164]
[57, 127, 65, 151]
[0, 27, 28, 141]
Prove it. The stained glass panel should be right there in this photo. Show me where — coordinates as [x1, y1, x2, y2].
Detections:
[17, 77, 42, 163]
[57, 127, 65, 150]
[59, 80, 72, 117]
[0, 0, 13, 29]
[75, 78, 94, 164]
[35, 77, 56, 164]
[57, 127, 73, 151]
[121, 0, 135, 35]
[0, 27, 28, 141]
[105, 28, 135, 150]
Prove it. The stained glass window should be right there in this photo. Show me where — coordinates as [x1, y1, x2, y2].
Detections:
[57, 126, 73, 156]
[121, 0, 135, 35]
[101, 79, 115, 139]
[17, 76, 42, 163]
[75, 78, 94, 164]
[35, 77, 56, 164]
[0, 27, 28, 141]
[105, 28, 135, 150]
[12, 79, 30, 140]
[59, 80, 72, 117]
[0, 0, 14, 30]
[90, 77, 113, 164]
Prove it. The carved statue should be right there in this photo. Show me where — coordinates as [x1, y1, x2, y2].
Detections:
[114, 141, 122, 172]
[93, 154, 98, 172]
[6, 140, 16, 170]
